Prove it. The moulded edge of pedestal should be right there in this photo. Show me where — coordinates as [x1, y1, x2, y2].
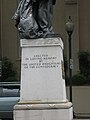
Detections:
[14, 101, 73, 110]
[20, 37, 63, 49]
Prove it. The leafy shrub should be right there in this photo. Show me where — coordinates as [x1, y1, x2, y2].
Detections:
[1, 57, 18, 82]
[65, 51, 90, 86]
[78, 51, 90, 77]
[5, 76, 18, 82]
[71, 74, 86, 86]
[87, 75, 90, 85]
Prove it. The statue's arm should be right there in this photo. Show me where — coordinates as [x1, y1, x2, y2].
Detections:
[13, 0, 22, 20]
[12, 0, 23, 27]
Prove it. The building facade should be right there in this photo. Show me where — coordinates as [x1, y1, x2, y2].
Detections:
[0, 0, 90, 114]
[0, 0, 90, 76]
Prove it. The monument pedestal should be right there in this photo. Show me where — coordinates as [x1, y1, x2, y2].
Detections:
[14, 38, 73, 120]
[14, 102, 73, 120]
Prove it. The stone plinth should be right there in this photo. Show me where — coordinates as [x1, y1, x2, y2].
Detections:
[13, 38, 73, 120]
[14, 102, 73, 120]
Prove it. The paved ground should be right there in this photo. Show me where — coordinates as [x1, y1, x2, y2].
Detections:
[0, 118, 89, 119]
[1, 119, 90, 120]
[1, 118, 90, 120]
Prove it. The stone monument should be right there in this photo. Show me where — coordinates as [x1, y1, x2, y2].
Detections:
[13, 0, 73, 120]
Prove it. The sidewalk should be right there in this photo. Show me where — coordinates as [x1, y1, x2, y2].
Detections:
[0, 118, 89, 120]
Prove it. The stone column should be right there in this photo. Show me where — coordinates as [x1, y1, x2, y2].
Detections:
[13, 37, 73, 120]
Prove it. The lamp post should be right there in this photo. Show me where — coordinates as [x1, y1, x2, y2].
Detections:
[65, 16, 74, 102]
[0, 41, 1, 81]
[0, 0, 2, 82]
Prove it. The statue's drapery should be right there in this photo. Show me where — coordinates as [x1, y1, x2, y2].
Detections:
[13, 0, 56, 38]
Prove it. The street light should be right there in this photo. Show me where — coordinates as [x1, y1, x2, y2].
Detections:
[0, 60, 2, 81]
[65, 16, 74, 102]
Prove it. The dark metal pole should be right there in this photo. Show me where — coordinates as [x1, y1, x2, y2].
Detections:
[0, 0, 2, 82]
[0, 45, 2, 82]
[0, 31, 2, 82]
[65, 16, 75, 116]
[68, 32, 73, 102]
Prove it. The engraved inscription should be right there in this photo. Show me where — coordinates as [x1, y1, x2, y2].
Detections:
[22, 54, 61, 69]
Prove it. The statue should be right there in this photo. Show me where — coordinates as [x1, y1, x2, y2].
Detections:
[13, 0, 57, 39]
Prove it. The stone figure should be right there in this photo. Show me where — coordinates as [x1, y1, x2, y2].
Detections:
[13, 0, 56, 39]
